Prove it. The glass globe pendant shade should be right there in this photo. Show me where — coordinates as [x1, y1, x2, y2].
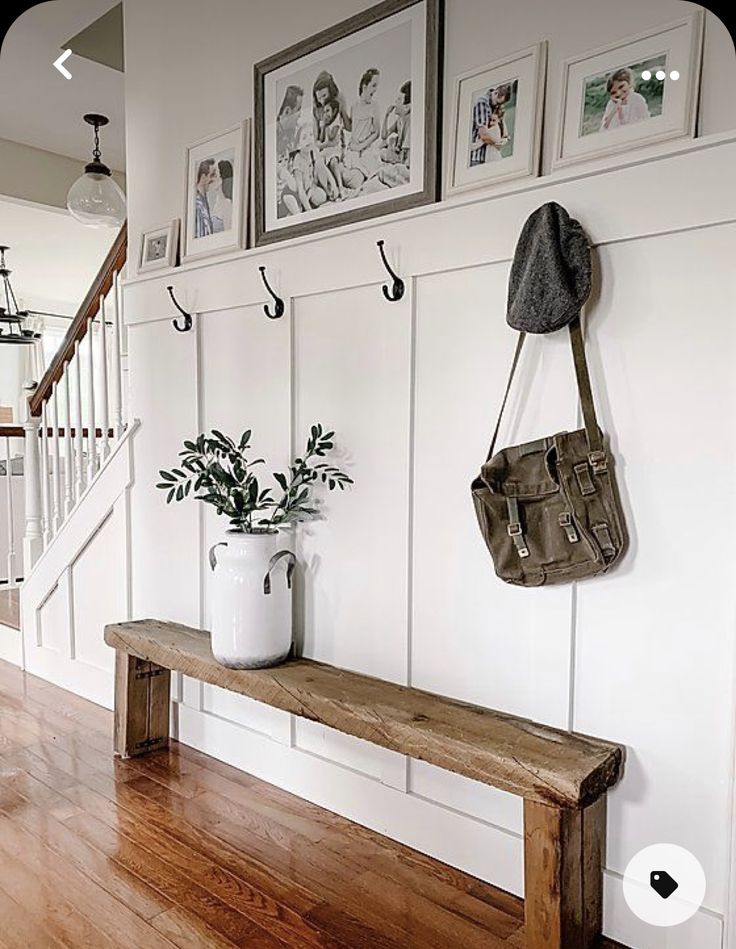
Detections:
[66, 113, 126, 228]
[67, 170, 126, 228]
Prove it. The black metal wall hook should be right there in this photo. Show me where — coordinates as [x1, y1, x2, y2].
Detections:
[259, 266, 285, 319]
[377, 240, 405, 302]
[166, 285, 193, 332]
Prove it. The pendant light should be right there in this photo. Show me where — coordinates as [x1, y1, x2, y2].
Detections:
[66, 114, 126, 228]
[0, 246, 41, 346]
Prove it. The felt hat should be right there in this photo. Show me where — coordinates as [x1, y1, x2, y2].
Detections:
[506, 202, 592, 334]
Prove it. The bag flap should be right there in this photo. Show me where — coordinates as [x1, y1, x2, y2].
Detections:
[479, 435, 562, 498]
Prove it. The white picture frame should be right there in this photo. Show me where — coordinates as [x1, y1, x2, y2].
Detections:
[553, 13, 703, 169]
[182, 121, 250, 262]
[446, 43, 547, 197]
[138, 220, 180, 273]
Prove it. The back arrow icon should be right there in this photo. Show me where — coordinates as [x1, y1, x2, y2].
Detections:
[53, 49, 73, 79]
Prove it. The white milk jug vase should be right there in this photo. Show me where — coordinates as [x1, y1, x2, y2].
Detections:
[208, 530, 296, 669]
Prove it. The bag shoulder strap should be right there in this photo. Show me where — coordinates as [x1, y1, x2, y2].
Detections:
[486, 317, 606, 471]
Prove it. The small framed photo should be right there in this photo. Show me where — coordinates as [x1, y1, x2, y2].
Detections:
[447, 43, 547, 197]
[554, 13, 703, 168]
[182, 122, 250, 261]
[254, 0, 443, 246]
[138, 220, 179, 273]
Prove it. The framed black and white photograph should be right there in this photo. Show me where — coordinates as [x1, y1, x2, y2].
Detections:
[254, 0, 442, 246]
[138, 220, 180, 273]
[447, 43, 546, 197]
[182, 122, 250, 261]
[554, 13, 703, 168]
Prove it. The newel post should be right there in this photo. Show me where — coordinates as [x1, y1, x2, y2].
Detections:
[22, 381, 43, 573]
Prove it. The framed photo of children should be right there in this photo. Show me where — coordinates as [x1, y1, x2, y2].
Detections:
[182, 122, 250, 262]
[553, 13, 703, 168]
[254, 0, 442, 246]
[446, 43, 547, 197]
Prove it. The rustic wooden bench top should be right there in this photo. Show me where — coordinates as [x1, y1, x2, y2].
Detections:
[104, 619, 622, 809]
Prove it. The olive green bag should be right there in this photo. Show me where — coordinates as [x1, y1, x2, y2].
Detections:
[471, 318, 627, 586]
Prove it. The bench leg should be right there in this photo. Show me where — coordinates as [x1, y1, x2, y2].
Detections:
[523, 797, 606, 949]
[114, 651, 171, 758]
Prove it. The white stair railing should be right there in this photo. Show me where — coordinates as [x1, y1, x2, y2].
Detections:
[20, 224, 128, 578]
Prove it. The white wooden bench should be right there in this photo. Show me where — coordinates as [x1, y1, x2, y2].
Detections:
[104, 618, 624, 949]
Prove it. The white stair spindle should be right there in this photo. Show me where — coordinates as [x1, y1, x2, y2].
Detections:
[22, 384, 43, 574]
[74, 341, 85, 498]
[63, 368, 74, 515]
[4, 437, 15, 585]
[111, 272, 123, 438]
[40, 401, 51, 545]
[99, 294, 110, 459]
[51, 383, 61, 532]
[86, 318, 97, 482]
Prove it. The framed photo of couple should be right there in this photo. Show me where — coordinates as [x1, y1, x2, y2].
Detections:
[446, 43, 547, 197]
[553, 13, 703, 167]
[254, 0, 442, 246]
[182, 121, 251, 262]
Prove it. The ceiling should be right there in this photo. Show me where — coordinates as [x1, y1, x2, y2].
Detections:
[0, 0, 125, 170]
[0, 197, 116, 315]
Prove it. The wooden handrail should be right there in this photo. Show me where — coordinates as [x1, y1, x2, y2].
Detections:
[29, 222, 127, 418]
[0, 426, 24, 439]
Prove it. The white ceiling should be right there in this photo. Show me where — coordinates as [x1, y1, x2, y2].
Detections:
[0, 197, 116, 316]
[0, 0, 125, 170]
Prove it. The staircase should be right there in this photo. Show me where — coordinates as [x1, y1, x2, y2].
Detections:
[0, 223, 135, 703]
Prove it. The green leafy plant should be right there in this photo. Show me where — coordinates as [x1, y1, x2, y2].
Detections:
[156, 424, 353, 533]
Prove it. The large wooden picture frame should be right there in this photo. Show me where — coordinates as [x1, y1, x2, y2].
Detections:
[254, 0, 443, 246]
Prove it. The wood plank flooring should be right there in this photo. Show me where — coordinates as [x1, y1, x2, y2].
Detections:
[0, 588, 20, 631]
[0, 659, 628, 948]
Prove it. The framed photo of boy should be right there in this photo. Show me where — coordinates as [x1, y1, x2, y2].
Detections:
[138, 220, 180, 274]
[254, 0, 443, 246]
[446, 43, 547, 197]
[182, 122, 250, 262]
[553, 13, 703, 168]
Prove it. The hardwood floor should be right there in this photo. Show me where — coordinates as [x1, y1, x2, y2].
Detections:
[0, 588, 20, 631]
[0, 659, 628, 948]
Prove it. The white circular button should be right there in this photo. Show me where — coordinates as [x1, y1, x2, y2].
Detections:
[623, 844, 706, 927]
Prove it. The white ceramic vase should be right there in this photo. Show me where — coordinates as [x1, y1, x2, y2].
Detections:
[208, 530, 295, 669]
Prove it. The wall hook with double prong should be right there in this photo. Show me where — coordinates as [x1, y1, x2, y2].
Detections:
[259, 266, 285, 319]
[166, 285, 193, 332]
[376, 239, 405, 303]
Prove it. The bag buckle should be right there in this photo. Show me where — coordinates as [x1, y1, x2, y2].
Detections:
[588, 450, 608, 474]
[507, 523, 522, 537]
[558, 511, 579, 543]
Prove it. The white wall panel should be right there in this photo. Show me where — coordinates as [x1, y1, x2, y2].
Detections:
[71, 504, 125, 674]
[293, 284, 412, 684]
[37, 580, 68, 655]
[574, 224, 736, 914]
[198, 304, 293, 739]
[412, 264, 575, 725]
[128, 320, 198, 625]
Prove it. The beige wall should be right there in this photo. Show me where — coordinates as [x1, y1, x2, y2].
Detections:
[0, 138, 126, 211]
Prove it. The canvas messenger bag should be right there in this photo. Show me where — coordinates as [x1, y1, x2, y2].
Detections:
[471, 202, 627, 587]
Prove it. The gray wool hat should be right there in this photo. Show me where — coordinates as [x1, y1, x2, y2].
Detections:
[506, 202, 592, 334]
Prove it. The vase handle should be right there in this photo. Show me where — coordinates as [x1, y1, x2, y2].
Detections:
[209, 542, 227, 572]
[263, 550, 296, 595]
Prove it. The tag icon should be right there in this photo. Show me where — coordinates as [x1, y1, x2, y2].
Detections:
[650, 870, 679, 900]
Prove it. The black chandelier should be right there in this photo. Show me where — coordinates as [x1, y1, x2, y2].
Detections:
[0, 245, 43, 346]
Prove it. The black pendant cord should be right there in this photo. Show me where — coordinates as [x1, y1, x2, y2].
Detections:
[166, 285, 193, 332]
[376, 240, 404, 302]
[259, 266, 284, 319]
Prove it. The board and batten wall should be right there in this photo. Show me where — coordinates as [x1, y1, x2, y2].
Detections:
[118, 2, 736, 948]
